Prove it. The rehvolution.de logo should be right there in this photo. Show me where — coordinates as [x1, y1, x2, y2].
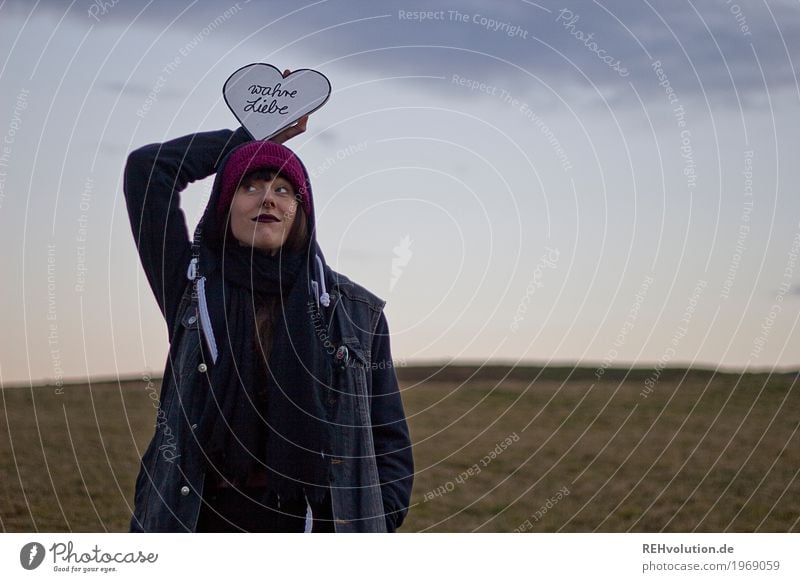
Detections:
[20, 542, 46, 570]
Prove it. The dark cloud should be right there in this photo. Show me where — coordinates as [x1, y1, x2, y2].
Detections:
[30, 0, 800, 107]
[101, 80, 184, 100]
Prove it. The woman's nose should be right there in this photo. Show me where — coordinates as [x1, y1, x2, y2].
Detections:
[261, 189, 276, 207]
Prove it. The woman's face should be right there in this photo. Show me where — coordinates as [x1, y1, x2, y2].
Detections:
[228, 170, 298, 255]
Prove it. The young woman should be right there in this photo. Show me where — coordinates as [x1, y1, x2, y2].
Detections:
[124, 117, 414, 532]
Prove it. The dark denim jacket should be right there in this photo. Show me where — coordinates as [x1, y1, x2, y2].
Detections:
[129, 269, 413, 532]
[124, 129, 413, 532]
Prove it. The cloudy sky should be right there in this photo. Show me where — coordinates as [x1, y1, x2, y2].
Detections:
[1, 0, 798, 386]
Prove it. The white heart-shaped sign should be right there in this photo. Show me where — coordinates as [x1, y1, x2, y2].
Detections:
[223, 63, 331, 140]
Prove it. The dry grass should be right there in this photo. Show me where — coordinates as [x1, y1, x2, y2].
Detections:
[1, 367, 798, 532]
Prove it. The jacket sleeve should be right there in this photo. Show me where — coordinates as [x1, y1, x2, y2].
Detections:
[369, 311, 414, 532]
[123, 128, 250, 335]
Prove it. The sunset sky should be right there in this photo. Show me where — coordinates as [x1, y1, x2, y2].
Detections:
[1, 0, 799, 386]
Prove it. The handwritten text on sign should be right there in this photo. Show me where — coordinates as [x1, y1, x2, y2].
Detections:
[223, 64, 331, 140]
[244, 83, 297, 114]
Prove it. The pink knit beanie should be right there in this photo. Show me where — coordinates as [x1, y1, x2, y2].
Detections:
[217, 141, 311, 224]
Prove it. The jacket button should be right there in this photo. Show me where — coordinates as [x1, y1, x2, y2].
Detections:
[187, 315, 197, 325]
[180, 486, 190, 496]
[191, 423, 198, 430]
[198, 363, 207, 373]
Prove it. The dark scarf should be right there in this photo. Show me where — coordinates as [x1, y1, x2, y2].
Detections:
[195, 241, 333, 505]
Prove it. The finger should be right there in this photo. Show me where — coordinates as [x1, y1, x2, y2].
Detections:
[271, 124, 300, 144]
[288, 116, 309, 133]
[283, 124, 304, 140]
[290, 118, 309, 137]
[270, 115, 310, 144]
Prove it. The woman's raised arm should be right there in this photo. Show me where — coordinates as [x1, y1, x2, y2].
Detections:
[123, 128, 250, 334]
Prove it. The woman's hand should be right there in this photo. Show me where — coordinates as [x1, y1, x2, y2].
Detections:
[270, 114, 308, 144]
[269, 69, 310, 145]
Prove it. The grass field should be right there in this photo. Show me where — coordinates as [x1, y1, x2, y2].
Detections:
[1, 366, 798, 532]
